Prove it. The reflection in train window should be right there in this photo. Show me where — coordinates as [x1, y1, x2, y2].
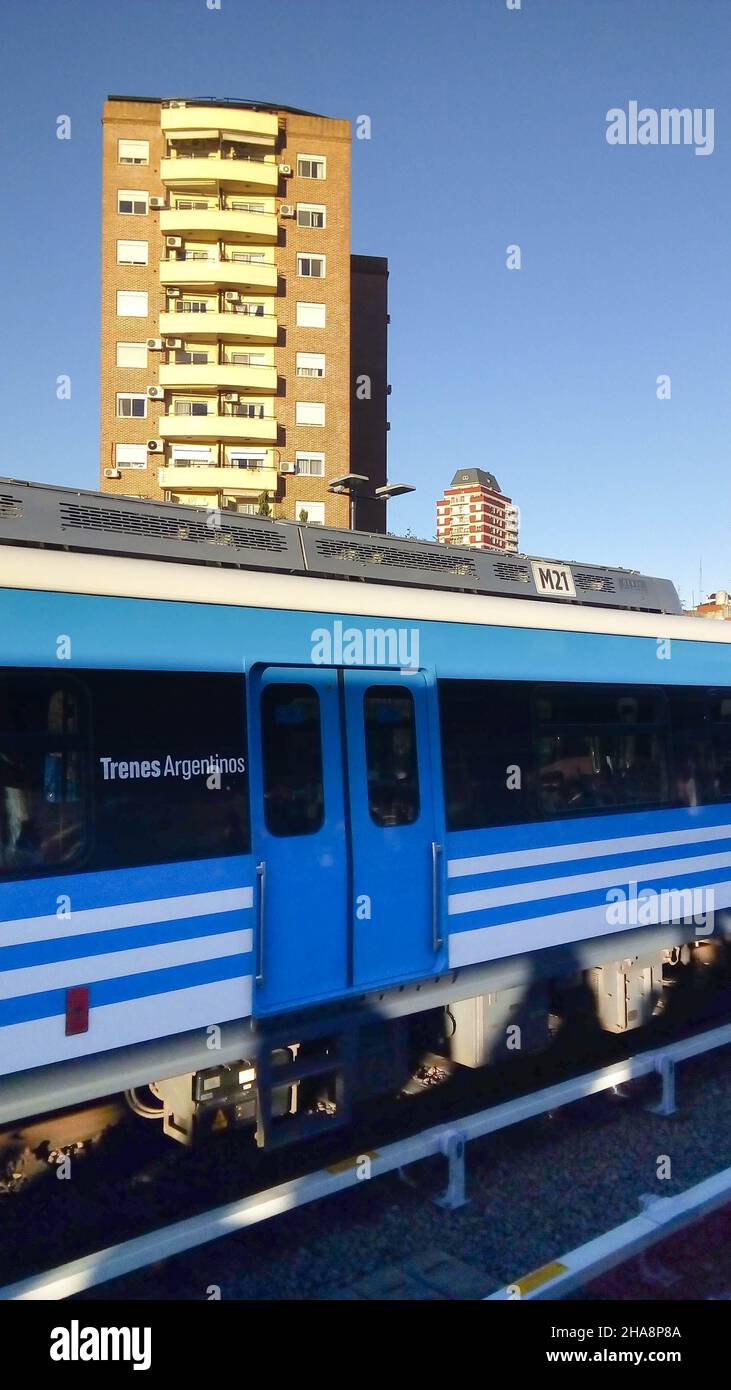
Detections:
[261, 683, 324, 836]
[0, 675, 87, 873]
[364, 686, 420, 827]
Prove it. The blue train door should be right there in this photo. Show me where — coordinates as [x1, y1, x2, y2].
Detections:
[343, 669, 445, 989]
[248, 666, 349, 1012]
[248, 664, 446, 1014]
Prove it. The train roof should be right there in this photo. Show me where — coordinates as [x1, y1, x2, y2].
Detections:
[0, 475, 682, 617]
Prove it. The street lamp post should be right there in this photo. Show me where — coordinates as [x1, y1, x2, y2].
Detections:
[327, 475, 415, 531]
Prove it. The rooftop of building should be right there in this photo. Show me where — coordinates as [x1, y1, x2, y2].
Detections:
[106, 94, 339, 120]
[448, 468, 503, 492]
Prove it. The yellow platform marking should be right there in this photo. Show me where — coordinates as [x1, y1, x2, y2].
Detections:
[512, 1260, 568, 1295]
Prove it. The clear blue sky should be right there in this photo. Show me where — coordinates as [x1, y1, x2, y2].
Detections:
[1, 0, 729, 606]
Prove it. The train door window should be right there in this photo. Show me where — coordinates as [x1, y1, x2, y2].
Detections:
[261, 684, 324, 836]
[0, 671, 88, 875]
[364, 686, 419, 827]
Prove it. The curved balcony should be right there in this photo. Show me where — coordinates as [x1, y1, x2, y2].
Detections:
[159, 362, 277, 393]
[161, 207, 277, 244]
[159, 464, 278, 494]
[158, 413, 278, 444]
[161, 156, 278, 194]
[159, 310, 278, 343]
[161, 106, 279, 141]
[160, 257, 278, 294]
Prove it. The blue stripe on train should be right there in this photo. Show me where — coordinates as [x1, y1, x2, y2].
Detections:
[446, 803, 731, 862]
[0, 908, 250, 973]
[0, 951, 254, 1027]
[0, 855, 251, 921]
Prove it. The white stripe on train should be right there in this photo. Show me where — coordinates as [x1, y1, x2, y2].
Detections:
[0, 886, 253, 950]
[448, 880, 731, 968]
[448, 847, 731, 916]
[0, 928, 253, 1001]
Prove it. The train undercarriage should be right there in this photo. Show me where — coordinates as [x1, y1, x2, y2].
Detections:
[2, 926, 727, 1191]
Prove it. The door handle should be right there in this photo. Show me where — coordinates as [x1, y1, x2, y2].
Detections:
[255, 860, 266, 985]
[431, 841, 444, 952]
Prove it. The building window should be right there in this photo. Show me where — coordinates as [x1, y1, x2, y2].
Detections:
[176, 299, 210, 314]
[175, 198, 213, 211]
[296, 203, 326, 228]
[174, 349, 209, 364]
[118, 139, 149, 165]
[117, 239, 149, 265]
[296, 500, 325, 526]
[297, 155, 326, 179]
[297, 254, 325, 279]
[170, 445, 212, 467]
[296, 352, 326, 378]
[117, 190, 148, 215]
[296, 301, 326, 329]
[228, 450, 267, 469]
[116, 393, 147, 419]
[117, 290, 148, 317]
[116, 342, 148, 368]
[115, 443, 147, 469]
[229, 350, 268, 366]
[295, 402, 325, 426]
[295, 452, 325, 476]
[173, 400, 210, 416]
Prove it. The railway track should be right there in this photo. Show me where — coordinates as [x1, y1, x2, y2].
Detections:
[4, 1016, 731, 1301]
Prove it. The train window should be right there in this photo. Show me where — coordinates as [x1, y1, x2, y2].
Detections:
[708, 690, 731, 801]
[667, 688, 714, 807]
[0, 672, 88, 875]
[534, 685, 669, 815]
[90, 670, 250, 867]
[439, 680, 533, 831]
[261, 683, 324, 836]
[364, 687, 420, 827]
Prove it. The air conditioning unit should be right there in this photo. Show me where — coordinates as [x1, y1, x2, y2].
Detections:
[222, 392, 239, 403]
[278, 163, 292, 175]
[147, 438, 164, 453]
[280, 204, 294, 217]
[280, 461, 295, 474]
[147, 337, 164, 350]
[147, 385, 165, 399]
[224, 291, 240, 302]
[166, 288, 181, 297]
[104, 468, 121, 479]
[166, 236, 182, 249]
[168, 101, 186, 109]
[165, 338, 183, 349]
[149, 196, 167, 210]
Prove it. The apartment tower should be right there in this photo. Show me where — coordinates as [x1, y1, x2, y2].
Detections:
[436, 469, 519, 552]
[100, 96, 388, 528]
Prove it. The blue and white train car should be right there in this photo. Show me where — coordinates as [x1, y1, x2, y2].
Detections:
[0, 478, 729, 1148]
